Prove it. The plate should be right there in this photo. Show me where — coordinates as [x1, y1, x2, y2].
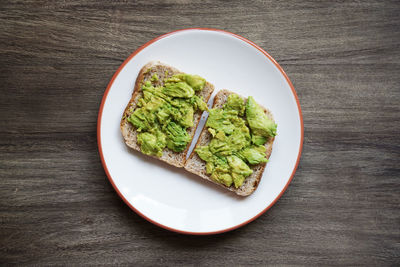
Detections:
[98, 28, 303, 234]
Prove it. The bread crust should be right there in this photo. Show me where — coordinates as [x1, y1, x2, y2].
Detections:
[184, 90, 275, 196]
[120, 61, 214, 168]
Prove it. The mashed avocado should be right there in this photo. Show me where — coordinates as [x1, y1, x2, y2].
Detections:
[195, 94, 277, 188]
[127, 72, 208, 156]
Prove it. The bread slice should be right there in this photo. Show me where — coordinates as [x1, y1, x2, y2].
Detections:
[184, 90, 275, 196]
[120, 61, 214, 168]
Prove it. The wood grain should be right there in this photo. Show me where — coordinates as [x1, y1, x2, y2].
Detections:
[1, 0, 399, 265]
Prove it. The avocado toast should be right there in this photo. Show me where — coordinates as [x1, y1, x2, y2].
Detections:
[184, 90, 276, 196]
[120, 61, 215, 167]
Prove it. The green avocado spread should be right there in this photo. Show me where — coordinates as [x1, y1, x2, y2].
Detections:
[195, 94, 277, 188]
[127, 72, 208, 157]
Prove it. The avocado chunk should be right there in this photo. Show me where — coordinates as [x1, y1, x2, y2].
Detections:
[165, 121, 191, 152]
[246, 96, 277, 138]
[224, 94, 245, 116]
[195, 145, 214, 162]
[162, 73, 206, 97]
[206, 109, 235, 135]
[236, 145, 269, 165]
[127, 73, 208, 156]
[127, 108, 152, 131]
[137, 130, 166, 157]
[163, 81, 194, 98]
[173, 73, 206, 92]
[150, 73, 159, 82]
[227, 155, 253, 188]
[211, 172, 233, 187]
[251, 135, 267, 146]
[190, 95, 208, 111]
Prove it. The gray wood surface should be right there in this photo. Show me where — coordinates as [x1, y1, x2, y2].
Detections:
[1, 0, 399, 265]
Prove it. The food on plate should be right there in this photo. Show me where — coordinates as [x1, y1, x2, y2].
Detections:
[121, 62, 276, 196]
[184, 90, 277, 196]
[120, 61, 214, 167]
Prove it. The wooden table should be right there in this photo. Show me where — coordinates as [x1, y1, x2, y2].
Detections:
[1, 1, 399, 265]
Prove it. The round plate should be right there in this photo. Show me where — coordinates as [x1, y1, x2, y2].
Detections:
[98, 28, 303, 234]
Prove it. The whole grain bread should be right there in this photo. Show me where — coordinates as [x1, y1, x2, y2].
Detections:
[184, 89, 275, 196]
[120, 61, 214, 168]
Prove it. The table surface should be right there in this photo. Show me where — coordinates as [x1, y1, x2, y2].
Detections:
[1, 0, 399, 265]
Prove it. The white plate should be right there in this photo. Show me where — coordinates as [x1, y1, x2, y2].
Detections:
[98, 29, 303, 234]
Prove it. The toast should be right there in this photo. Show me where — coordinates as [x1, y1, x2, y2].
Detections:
[120, 61, 214, 168]
[184, 90, 275, 196]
